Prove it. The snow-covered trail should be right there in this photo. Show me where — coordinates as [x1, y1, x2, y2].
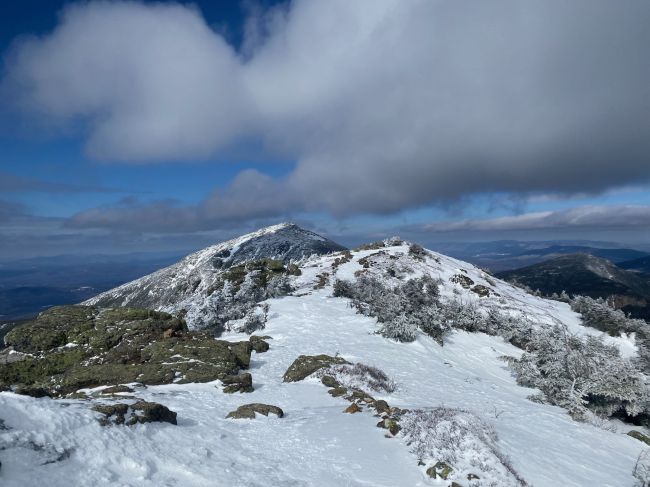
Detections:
[1, 245, 647, 486]
[258, 291, 645, 487]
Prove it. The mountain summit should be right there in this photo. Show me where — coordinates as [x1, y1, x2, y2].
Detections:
[84, 223, 346, 328]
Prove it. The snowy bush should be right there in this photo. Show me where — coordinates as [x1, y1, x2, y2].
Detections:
[570, 295, 650, 373]
[408, 243, 428, 260]
[207, 263, 294, 334]
[379, 313, 419, 342]
[334, 275, 442, 342]
[316, 362, 397, 393]
[334, 275, 533, 345]
[333, 278, 355, 299]
[571, 295, 638, 336]
[634, 450, 650, 487]
[400, 408, 528, 486]
[265, 275, 293, 298]
[506, 325, 647, 420]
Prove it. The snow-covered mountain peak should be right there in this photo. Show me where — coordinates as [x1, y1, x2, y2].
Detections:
[84, 223, 345, 328]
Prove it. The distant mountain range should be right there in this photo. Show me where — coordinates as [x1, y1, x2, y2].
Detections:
[496, 253, 650, 320]
[430, 240, 650, 272]
[0, 251, 183, 321]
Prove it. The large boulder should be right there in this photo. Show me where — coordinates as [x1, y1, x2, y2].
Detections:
[0, 305, 253, 396]
[283, 354, 350, 382]
[226, 403, 284, 419]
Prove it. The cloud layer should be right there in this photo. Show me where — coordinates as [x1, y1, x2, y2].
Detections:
[4, 0, 650, 224]
[411, 205, 650, 233]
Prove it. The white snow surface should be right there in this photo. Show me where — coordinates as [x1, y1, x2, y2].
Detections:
[1, 241, 646, 486]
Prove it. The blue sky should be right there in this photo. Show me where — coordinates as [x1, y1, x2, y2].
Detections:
[0, 0, 649, 259]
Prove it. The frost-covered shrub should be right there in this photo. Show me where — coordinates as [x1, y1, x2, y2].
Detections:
[266, 275, 293, 298]
[400, 408, 528, 486]
[379, 313, 419, 342]
[317, 362, 397, 393]
[408, 243, 428, 260]
[634, 450, 650, 487]
[335, 274, 532, 345]
[413, 305, 452, 344]
[570, 295, 650, 373]
[506, 325, 647, 420]
[333, 278, 355, 299]
[207, 263, 293, 334]
[571, 295, 637, 336]
[335, 275, 442, 342]
[225, 303, 269, 333]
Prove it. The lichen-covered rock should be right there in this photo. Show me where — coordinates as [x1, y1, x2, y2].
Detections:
[376, 418, 400, 436]
[93, 401, 177, 426]
[373, 400, 390, 414]
[344, 403, 362, 414]
[328, 387, 347, 397]
[100, 385, 134, 395]
[282, 354, 350, 382]
[128, 401, 177, 425]
[450, 274, 474, 289]
[0, 348, 28, 365]
[348, 390, 375, 403]
[13, 385, 51, 398]
[0, 305, 252, 396]
[470, 284, 491, 297]
[321, 375, 340, 388]
[226, 403, 284, 419]
[228, 341, 253, 368]
[249, 336, 270, 353]
[92, 403, 130, 425]
[628, 430, 650, 446]
[221, 372, 254, 393]
[426, 461, 453, 480]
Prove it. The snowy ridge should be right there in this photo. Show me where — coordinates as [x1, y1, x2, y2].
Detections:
[1, 229, 647, 486]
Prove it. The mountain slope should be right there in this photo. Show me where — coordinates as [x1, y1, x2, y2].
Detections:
[431, 240, 649, 272]
[620, 256, 650, 275]
[1, 232, 647, 486]
[513, 245, 649, 263]
[497, 252, 650, 304]
[84, 223, 345, 328]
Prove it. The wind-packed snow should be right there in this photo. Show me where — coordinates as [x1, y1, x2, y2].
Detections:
[1, 238, 646, 486]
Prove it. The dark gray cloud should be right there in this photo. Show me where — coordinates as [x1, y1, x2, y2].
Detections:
[4, 0, 650, 222]
[0, 199, 26, 223]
